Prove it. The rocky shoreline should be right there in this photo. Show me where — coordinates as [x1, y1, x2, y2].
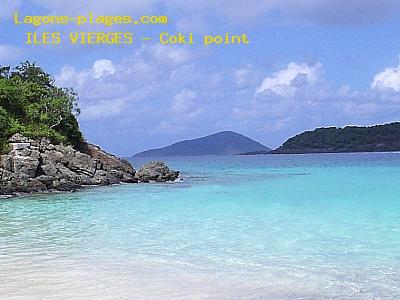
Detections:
[0, 134, 180, 197]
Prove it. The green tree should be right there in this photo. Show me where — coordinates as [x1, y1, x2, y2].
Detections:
[0, 62, 84, 153]
[0, 107, 11, 153]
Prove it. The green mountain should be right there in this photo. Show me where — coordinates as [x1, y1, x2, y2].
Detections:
[273, 123, 400, 154]
[133, 131, 270, 157]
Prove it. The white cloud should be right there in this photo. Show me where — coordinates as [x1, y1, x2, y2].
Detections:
[56, 65, 88, 89]
[255, 62, 321, 98]
[157, 89, 204, 134]
[57, 59, 116, 87]
[234, 69, 249, 86]
[371, 61, 400, 92]
[80, 99, 126, 120]
[147, 44, 193, 66]
[234, 64, 258, 88]
[54, 45, 206, 124]
[233, 59, 400, 133]
[171, 89, 197, 114]
[92, 59, 116, 79]
[56, 59, 133, 119]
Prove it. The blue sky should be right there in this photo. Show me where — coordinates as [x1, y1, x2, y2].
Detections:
[1, 0, 400, 156]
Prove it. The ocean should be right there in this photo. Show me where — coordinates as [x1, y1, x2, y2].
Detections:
[1, 153, 400, 299]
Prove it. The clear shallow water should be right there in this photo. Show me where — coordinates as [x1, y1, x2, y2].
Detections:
[1, 153, 400, 299]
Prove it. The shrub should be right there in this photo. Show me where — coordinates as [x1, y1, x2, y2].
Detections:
[0, 62, 84, 154]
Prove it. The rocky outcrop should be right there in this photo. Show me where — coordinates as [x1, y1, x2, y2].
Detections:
[83, 143, 137, 184]
[0, 134, 140, 195]
[135, 161, 180, 183]
[0, 135, 181, 196]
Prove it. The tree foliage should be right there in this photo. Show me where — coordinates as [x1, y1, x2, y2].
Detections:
[275, 123, 400, 153]
[0, 62, 84, 153]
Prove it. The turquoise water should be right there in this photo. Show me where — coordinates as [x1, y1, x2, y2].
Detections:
[1, 153, 400, 299]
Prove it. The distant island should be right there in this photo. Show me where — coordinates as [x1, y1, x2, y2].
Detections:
[271, 123, 400, 154]
[135, 123, 400, 158]
[133, 131, 271, 157]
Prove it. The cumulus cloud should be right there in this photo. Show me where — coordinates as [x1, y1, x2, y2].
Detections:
[82, 99, 126, 120]
[54, 44, 208, 124]
[56, 57, 146, 119]
[371, 60, 400, 92]
[256, 62, 321, 98]
[171, 89, 198, 114]
[145, 44, 193, 66]
[56, 65, 87, 89]
[158, 89, 204, 134]
[92, 59, 116, 79]
[233, 59, 400, 134]
[233, 64, 259, 88]
[234, 68, 250, 86]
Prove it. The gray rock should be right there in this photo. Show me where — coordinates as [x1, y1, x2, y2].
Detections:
[0, 135, 179, 196]
[36, 175, 55, 186]
[27, 178, 47, 192]
[135, 161, 180, 183]
[53, 179, 79, 191]
[84, 143, 137, 183]
[12, 156, 40, 178]
[8, 133, 31, 143]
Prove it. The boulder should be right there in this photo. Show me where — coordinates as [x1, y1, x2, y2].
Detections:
[84, 143, 137, 183]
[135, 161, 180, 183]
